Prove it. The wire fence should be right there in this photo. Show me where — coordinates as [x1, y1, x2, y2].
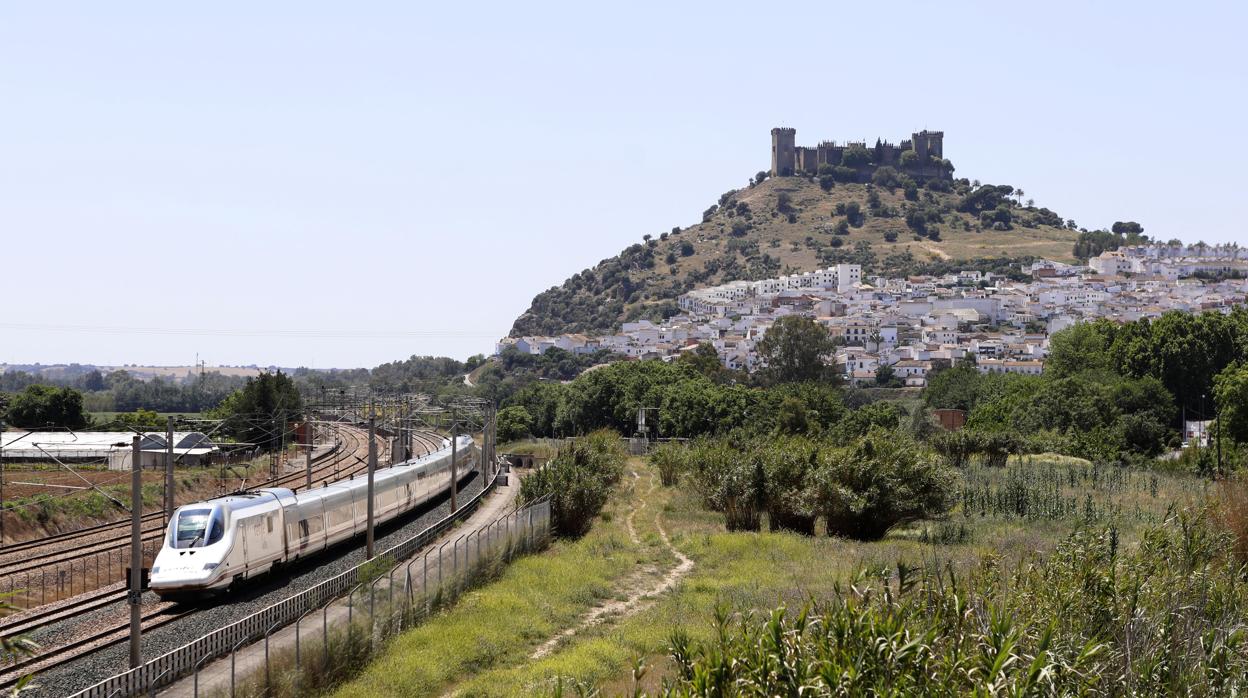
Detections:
[69, 453, 536, 698]
[3, 541, 159, 610]
[191, 495, 551, 698]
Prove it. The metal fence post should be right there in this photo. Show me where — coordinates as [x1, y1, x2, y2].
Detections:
[423, 550, 431, 613]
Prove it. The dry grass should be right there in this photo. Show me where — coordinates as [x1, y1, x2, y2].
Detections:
[1217, 474, 1248, 565]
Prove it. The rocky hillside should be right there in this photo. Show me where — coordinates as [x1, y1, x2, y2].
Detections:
[510, 174, 1080, 337]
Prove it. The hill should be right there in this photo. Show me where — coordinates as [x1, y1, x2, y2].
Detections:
[510, 174, 1079, 337]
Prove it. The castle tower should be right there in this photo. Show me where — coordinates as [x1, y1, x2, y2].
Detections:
[912, 130, 944, 160]
[770, 127, 796, 176]
[912, 131, 929, 160]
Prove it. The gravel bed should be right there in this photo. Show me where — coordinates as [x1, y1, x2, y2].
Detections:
[29, 471, 485, 698]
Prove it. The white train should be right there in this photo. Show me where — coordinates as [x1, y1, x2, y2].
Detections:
[149, 435, 477, 600]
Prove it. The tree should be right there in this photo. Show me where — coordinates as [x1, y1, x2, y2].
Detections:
[679, 241, 695, 257]
[1045, 321, 1116, 378]
[4, 385, 89, 429]
[1215, 363, 1248, 444]
[923, 362, 978, 412]
[209, 371, 302, 450]
[844, 201, 864, 227]
[756, 316, 838, 384]
[496, 405, 533, 442]
[841, 144, 871, 168]
[677, 343, 728, 383]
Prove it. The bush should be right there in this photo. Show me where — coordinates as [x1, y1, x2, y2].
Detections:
[759, 437, 819, 534]
[649, 442, 686, 486]
[517, 430, 625, 538]
[817, 428, 956, 539]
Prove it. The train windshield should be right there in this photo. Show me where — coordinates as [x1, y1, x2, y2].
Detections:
[172, 507, 225, 548]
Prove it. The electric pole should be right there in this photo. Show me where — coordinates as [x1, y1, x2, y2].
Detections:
[165, 416, 175, 525]
[0, 419, 5, 548]
[449, 410, 458, 512]
[306, 415, 314, 489]
[129, 435, 143, 669]
[1217, 404, 1223, 477]
[366, 415, 377, 559]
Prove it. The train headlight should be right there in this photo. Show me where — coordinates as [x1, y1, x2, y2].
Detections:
[203, 563, 219, 570]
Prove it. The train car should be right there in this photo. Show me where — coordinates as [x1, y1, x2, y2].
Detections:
[150, 435, 476, 600]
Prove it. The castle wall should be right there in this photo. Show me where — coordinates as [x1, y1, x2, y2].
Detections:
[773, 127, 949, 180]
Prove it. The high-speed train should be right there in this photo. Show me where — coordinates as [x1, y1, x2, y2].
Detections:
[149, 435, 477, 600]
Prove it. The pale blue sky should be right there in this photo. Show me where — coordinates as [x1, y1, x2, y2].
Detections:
[1, 1, 1243, 368]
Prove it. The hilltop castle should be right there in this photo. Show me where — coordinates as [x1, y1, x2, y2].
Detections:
[770, 127, 951, 181]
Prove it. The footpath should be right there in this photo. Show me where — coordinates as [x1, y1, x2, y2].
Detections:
[158, 472, 522, 697]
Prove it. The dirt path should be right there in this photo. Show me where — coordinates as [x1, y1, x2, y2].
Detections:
[529, 470, 692, 661]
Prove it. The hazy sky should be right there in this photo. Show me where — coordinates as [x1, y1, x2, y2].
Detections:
[2, 2, 1244, 368]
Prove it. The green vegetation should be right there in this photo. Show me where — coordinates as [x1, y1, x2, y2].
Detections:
[1072, 222, 1150, 260]
[330, 436, 1235, 697]
[209, 371, 303, 451]
[3, 384, 89, 428]
[925, 309, 1248, 469]
[754, 316, 838, 384]
[509, 176, 1080, 337]
[519, 431, 626, 538]
[502, 356, 864, 440]
[678, 429, 955, 539]
[654, 507, 1247, 695]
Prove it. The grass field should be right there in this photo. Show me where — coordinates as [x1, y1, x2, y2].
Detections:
[328, 452, 1216, 696]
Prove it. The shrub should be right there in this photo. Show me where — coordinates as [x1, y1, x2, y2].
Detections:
[649, 442, 686, 487]
[517, 430, 625, 538]
[817, 428, 956, 539]
[759, 437, 819, 534]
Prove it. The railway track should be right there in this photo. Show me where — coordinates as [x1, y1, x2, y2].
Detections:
[0, 428, 359, 581]
[0, 425, 438, 609]
[0, 428, 452, 691]
[0, 598, 192, 689]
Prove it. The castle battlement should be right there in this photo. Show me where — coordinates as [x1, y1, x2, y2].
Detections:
[770, 127, 951, 181]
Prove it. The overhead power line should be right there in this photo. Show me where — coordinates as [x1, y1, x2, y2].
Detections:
[0, 323, 499, 339]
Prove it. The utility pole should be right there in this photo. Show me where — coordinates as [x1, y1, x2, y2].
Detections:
[450, 411, 458, 512]
[366, 416, 377, 559]
[0, 418, 5, 549]
[165, 416, 175, 525]
[306, 415, 314, 490]
[278, 408, 286, 477]
[1217, 405, 1223, 477]
[129, 435, 143, 669]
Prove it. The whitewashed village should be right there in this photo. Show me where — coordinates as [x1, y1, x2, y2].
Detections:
[498, 243, 1248, 387]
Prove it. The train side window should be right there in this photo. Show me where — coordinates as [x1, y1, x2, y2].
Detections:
[267, 515, 274, 533]
[299, 519, 310, 538]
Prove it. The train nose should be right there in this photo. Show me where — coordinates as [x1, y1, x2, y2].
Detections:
[151, 549, 221, 587]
